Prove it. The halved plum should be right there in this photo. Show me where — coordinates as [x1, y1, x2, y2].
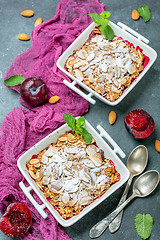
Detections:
[125, 109, 155, 139]
[0, 202, 32, 238]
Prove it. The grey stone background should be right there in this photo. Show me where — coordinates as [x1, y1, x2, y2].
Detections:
[0, 0, 159, 239]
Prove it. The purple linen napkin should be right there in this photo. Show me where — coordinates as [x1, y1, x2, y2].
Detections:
[0, 0, 104, 239]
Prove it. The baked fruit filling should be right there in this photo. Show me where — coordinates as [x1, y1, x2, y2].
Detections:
[27, 131, 120, 219]
[65, 27, 149, 102]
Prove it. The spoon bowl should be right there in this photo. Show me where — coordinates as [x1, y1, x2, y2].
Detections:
[127, 145, 148, 176]
[134, 170, 159, 197]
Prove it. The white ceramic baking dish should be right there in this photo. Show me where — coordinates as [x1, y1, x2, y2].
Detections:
[17, 119, 129, 227]
[57, 21, 157, 105]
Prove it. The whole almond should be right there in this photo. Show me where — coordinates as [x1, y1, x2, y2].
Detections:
[34, 17, 43, 27]
[109, 111, 117, 125]
[21, 10, 34, 17]
[155, 140, 160, 153]
[132, 10, 140, 20]
[49, 96, 60, 104]
[18, 33, 30, 41]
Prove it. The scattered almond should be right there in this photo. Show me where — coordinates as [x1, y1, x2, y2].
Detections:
[34, 17, 43, 27]
[18, 33, 30, 41]
[109, 111, 117, 125]
[155, 140, 160, 153]
[21, 10, 34, 17]
[132, 10, 140, 20]
[49, 96, 60, 104]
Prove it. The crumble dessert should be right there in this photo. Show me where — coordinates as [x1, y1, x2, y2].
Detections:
[65, 27, 149, 102]
[27, 131, 120, 219]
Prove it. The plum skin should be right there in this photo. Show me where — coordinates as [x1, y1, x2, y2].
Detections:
[0, 202, 32, 238]
[20, 77, 47, 107]
[125, 109, 155, 139]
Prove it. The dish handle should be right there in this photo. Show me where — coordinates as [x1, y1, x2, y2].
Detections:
[63, 79, 96, 104]
[117, 22, 149, 44]
[19, 181, 48, 219]
[96, 125, 126, 159]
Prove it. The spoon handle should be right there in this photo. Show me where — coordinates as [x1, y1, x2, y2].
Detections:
[89, 193, 136, 239]
[109, 175, 133, 233]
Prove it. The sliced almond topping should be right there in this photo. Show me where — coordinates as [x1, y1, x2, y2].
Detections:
[80, 65, 89, 72]
[127, 64, 137, 74]
[61, 192, 70, 205]
[86, 53, 95, 62]
[29, 159, 40, 165]
[75, 69, 83, 81]
[79, 196, 92, 206]
[66, 57, 77, 68]
[74, 62, 85, 68]
[34, 163, 41, 168]
[77, 50, 87, 59]
[58, 136, 67, 142]
[93, 29, 101, 34]
[29, 170, 37, 179]
[69, 199, 77, 207]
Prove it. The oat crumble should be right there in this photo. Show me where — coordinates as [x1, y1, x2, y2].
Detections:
[27, 131, 120, 219]
[65, 27, 147, 102]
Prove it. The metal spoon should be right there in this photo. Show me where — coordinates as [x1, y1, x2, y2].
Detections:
[90, 170, 159, 239]
[109, 145, 148, 233]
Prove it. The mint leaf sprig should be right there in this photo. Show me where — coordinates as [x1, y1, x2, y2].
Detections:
[88, 11, 114, 40]
[135, 213, 153, 240]
[4, 75, 25, 86]
[63, 113, 92, 143]
[138, 6, 151, 23]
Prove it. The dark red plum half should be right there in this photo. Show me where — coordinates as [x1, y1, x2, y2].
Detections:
[125, 109, 155, 139]
[20, 77, 47, 107]
[0, 202, 32, 238]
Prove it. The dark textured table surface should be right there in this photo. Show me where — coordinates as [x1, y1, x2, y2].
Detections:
[0, 0, 160, 239]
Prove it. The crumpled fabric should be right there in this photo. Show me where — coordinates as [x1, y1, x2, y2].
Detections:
[0, 0, 104, 239]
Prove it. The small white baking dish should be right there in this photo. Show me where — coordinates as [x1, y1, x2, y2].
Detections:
[57, 21, 157, 105]
[17, 119, 129, 227]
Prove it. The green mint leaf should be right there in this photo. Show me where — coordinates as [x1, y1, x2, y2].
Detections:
[99, 25, 114, 40]
[99, 18, 109, 28]
[75, 126, 92, 143]
[135, 213, 153, 240]
[76, 116, 85, 128]
[75, 127, 83, 135]
[81, 127, 93, 143]
[100, 11, 111, 19]
[63, 113, 76, 131]
[88, 13, 102, 24]
[4, 75, 25, 86]
[138, 6, 151, 22]
[88, 11, 115, 40]
[63, 114, 93, 143]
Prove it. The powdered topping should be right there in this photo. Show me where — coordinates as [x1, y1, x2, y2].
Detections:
[27, 131, 119, 219]
[66, 27, 147, 102]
